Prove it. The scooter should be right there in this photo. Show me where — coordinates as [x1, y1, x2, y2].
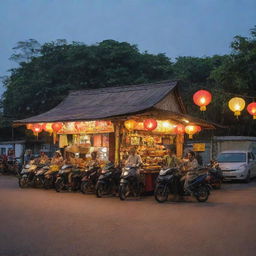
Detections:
[154, 167, 211, 203]
[95, 163, 121, 198]
[34, 165, 50, 188]
[80, 166, 101, 194]
[55, 165, 84, 192]
[18, 160, 38, 188]
[208, 160, 223, 189]
[119, 166, 144, 200]
[43, 165, 61, 189]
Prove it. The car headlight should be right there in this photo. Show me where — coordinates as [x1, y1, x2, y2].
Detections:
[238, 165, 246, 172]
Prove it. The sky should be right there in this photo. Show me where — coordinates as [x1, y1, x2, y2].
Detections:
[0, 0, 256, 94]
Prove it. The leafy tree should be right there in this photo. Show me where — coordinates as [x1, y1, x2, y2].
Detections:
[2, 39, 173, 119]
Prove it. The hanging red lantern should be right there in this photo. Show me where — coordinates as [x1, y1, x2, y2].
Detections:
[175, 124, 185, 134]
[31, 123, 43, 139]
[193, 90, 212, 111]
[51, 122, 63, 144]
[196, 125, 202, 132]
[185, 125, 197, 139]
[32, 123, 43, 133]
[143, 119, 158, 131]
[247, 102, 256, 120]
[51, 122, 63, 132]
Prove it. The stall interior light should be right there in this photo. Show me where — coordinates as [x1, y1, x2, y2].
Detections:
[183, 119, 189, 123]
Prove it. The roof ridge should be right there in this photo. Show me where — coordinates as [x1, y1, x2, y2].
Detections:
[69, 80, 178, 95]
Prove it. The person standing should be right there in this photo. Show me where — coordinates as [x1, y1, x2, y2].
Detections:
[164, 148, 179, 168]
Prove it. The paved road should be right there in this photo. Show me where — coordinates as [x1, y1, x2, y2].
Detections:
[0, 176, 256, 256]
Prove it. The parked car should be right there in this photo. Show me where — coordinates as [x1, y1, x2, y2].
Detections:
[217, 150, 256, 182]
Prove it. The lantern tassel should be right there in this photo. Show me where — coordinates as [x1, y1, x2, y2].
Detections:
[200, 106, 206, 111]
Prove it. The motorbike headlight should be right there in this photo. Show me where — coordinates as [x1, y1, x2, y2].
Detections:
[123, 171, 129, 176]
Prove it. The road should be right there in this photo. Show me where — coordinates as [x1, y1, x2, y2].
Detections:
[0, 176, 256, 256]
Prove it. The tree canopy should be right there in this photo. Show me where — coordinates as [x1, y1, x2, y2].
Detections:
[1, 26, 256, 137]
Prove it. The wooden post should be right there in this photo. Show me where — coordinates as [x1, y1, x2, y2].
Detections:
[176, 134, 184, 158]
[114, 122, 121, 166]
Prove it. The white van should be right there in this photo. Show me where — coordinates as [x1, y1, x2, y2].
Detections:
[217, 150, 256, 182]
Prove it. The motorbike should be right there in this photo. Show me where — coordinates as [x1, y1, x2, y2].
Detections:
[55, 165, 84, 192]
[95, 163, 121, 198]
[43, 165, 61, 189]
[34, 165, 50, 188]
[80, 166, 101, 194]
[119, 166, 144, 200]
[18, 160, 38, 188]
[154, 167, 211, 203]
[207, 160, 223, 189]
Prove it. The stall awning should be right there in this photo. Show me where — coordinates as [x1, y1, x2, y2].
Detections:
[14, 81, 179, 124]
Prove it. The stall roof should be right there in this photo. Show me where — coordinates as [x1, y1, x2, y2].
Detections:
[13, 80, 222, 129]
[14, 80, 181, 124]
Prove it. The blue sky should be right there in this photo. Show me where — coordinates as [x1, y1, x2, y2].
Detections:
[1, 0, 256, 94]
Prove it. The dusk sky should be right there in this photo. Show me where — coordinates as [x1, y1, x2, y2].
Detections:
[1, 0, 256, 94]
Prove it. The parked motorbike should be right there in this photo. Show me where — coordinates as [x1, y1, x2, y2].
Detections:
[18, 160, 38, 188]
[34, 165, 50, 188]
[43, 165, 61, 189]
[55, 165, 84, 192]
[154, 167, 211, 203]
[95, 163, 121, 198]
[80, 166, 101, 194]
[119, 166, 144, 200]
[208, 160, 223, 189]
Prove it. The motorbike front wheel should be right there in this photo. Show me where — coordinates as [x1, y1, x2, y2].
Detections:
[19, 177, 29, 188]
[195, 186, 209, 202]
[154, 185, 169, 203]
[119, 184, 128, 201]
[96, 183, 104, 198]
[55, 178, 64, 192]
[80, 181, 89, 194]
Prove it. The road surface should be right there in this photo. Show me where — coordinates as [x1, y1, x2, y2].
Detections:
[0, 175, 256, 256]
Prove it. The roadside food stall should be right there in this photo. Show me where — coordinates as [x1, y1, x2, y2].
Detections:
[13, 80, 216, 192]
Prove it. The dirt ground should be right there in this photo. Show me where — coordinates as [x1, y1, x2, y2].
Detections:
[0, 175, 256, 256]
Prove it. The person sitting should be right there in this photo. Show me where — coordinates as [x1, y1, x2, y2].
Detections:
[51, 150, 63, 167]
[87, 151, 100, 168]
[164, 147, 180, 168]
[36, 151, 49, 165]
[181, 150, 199, 193]
[125, 148, 142, 168]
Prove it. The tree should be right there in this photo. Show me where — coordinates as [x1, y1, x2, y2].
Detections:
[2, 39, 173, 119]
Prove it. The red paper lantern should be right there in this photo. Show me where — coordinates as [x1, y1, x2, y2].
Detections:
[32, 123, 42, 133]
[193, 90, 212, 111]
[143, 119, 158, 131]
[196, 125, 202, 132]
[247, 102, 256, 119]
[175, 124, 185, 134]
[51, 122, 63, 133]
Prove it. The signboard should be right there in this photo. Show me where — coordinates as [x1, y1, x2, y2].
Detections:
[193, 143, 205, 152]
[58, 121, 114, 134]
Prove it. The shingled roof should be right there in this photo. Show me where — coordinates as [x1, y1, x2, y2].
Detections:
[14, 80, 180, 124]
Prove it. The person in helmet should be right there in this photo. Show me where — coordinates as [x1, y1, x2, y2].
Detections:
[51, 151, 63, 166]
